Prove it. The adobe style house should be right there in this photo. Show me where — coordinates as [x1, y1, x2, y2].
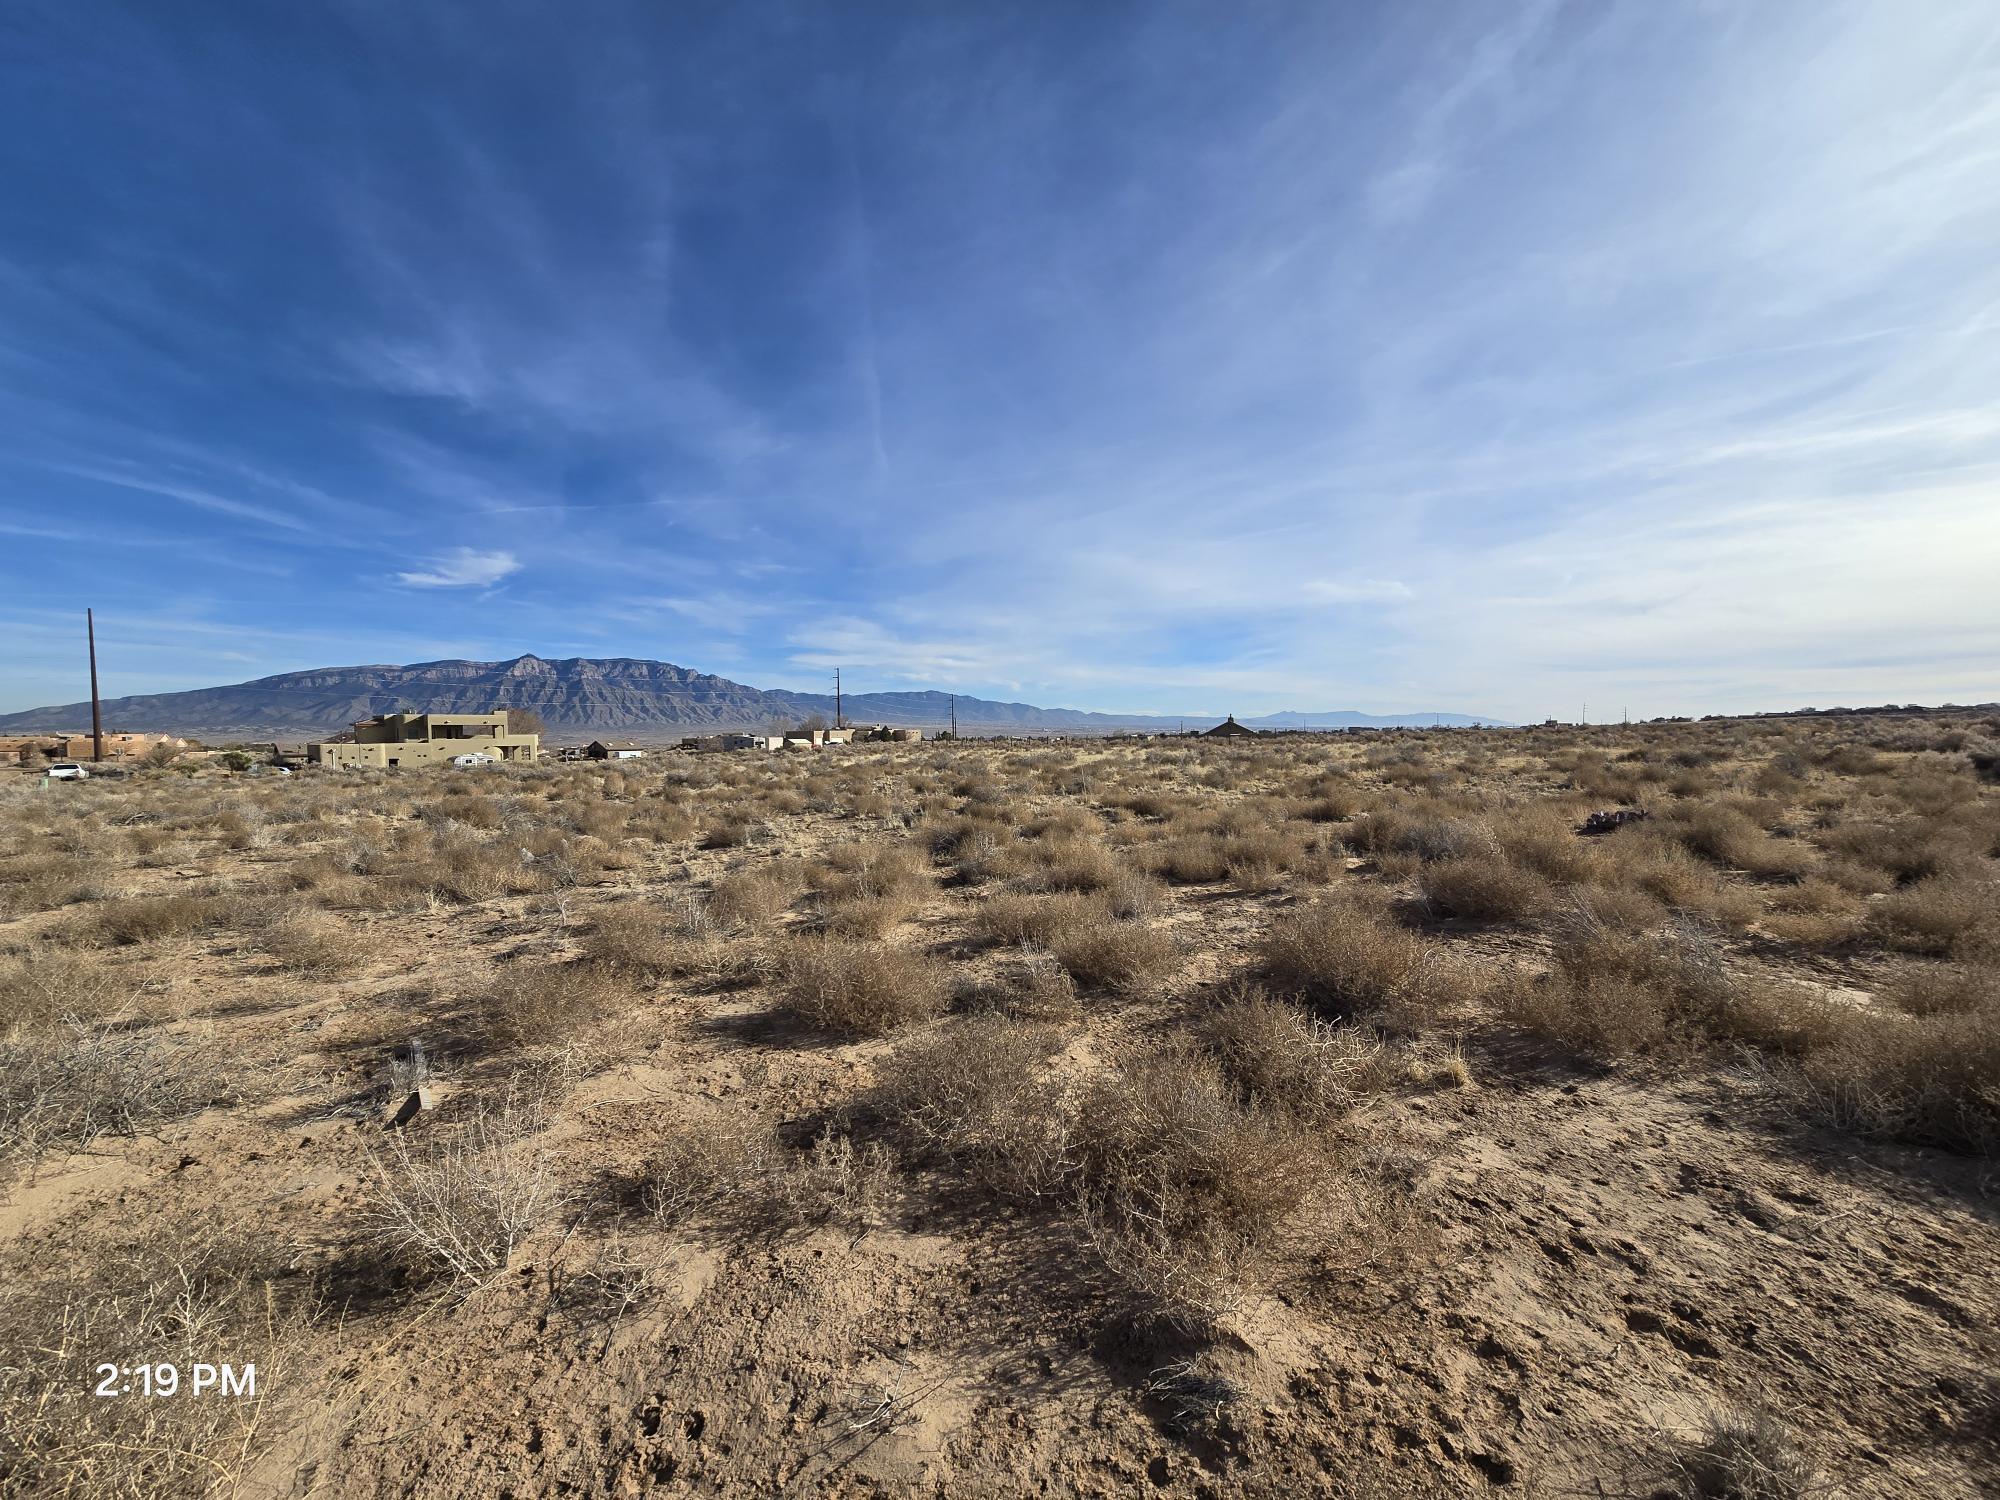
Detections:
[47, 732, 187, 761]
[308, 711, 539, 769]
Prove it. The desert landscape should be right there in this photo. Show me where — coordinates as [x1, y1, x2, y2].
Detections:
[2, 716, 1995, 1498]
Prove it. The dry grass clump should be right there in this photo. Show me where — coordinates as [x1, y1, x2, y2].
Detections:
[1871, 875, 1995, 957]
[1048, 921, 1180, 994]
[1645, 1408, 1820, 1500]
[582, 897, 726, 978]
[258, 909, 363, 975]
[972, 890, 1107, 947]
[1793, 1003, 2000, 1154]
[0, 852, 105, 915]
[1143, 834, 1233, 885]
[0, 950, 127, 1027]
[1009, 833, 1124, 893]
[709, 859, 808, 928]
[1502, 909, 1835, 1059]
[1670, 806, 1815, 879]
[812, 842, 934, 937]
[70, 892, 227, 947]
[1609, 839, 1760, 929]
[1198, 986, 1388, 1120]
[0, 1215, 318, 1500]
[1075, 1044, 1325, 1334]
[1259, 897, 1432, 1019]
[1418, 849, 1553, 923]
[0, 1020, 232, 1178]
[771, 935, 950, 1035]
[876, 1016, 1074, 1199]
[1882, 961, 1999, 1017]
[645, 1114, 892, 1233]
[482, 960, 627, 1045]
[366, 1081, 572, 1284]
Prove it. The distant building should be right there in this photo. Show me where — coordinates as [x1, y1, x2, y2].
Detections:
[309, 711, 538, 769]
[586, 740, 646, 760]
[0, 735, 69, 766]
[1202, 715, 1259, 738]
[54, 732, 186, 761]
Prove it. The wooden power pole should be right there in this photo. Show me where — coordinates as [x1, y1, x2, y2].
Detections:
[834, 668, 842, 729]
[950, 694, 957, 738]
[87, 608, 103, 763]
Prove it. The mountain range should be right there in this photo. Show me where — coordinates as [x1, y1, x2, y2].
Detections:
[0, 656, 1508, 738]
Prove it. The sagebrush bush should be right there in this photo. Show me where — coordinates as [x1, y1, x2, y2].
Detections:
[876, 1016, 1074, 1199]
[1260, 898, 1429, 1018]
[1418, 851, 1553, 922]
[1048, 922, 1180, 994]
[1198, 987, 1386, 1120]
[772, 935, 950, 1035]
[1075, 1044, 1324, 1334]
[482, 961, 626, 1045]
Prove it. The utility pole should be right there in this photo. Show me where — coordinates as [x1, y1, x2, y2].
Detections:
[87, 607, 103, 763]
[834, 668, 842, 729]
[949, 694, 957, 738]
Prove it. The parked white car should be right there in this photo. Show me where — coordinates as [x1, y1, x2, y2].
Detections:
[45, 762, 90, 780]
[450, 753, 498, 768]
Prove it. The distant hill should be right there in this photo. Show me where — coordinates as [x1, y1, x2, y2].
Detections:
[0, 655, 1509, 738]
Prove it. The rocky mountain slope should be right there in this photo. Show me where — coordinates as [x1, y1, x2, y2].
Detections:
[0, 655, 1505, 737]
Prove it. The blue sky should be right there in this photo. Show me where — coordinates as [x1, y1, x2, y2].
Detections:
[4, 1, 1997, 722]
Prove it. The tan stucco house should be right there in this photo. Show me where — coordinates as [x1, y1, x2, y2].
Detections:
[309, 711, 539, 769]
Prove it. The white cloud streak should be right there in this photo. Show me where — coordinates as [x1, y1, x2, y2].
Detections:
[394, 548, 521, 588]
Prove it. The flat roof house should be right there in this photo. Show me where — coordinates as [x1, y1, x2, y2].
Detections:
[309, 711, 538, 769]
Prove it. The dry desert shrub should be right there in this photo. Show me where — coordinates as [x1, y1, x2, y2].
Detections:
[481, 959, 628, 1046]
[1871, 875, 1995, 957]
[771, 935, 950, 1035]
[876, 1016, 1075, 1200]
[1644, 1407, 1820, 1500]
[1607, 838, 1760, 928]
[1048, 921, 1181, 994]
[582, 900, 722, 978]
[0, 852, 105, 915]
[1670, 805, 1816, 879]
[0, 949, 127, 1027]
[709, 858, 808, 928]
[646, 1114, 893, 1233]
[1009, 833, 1124, 893]
[258, 909, 363, 975]
[1075, 1044, 1325, 1335]
[1198, 986, 1389, 1120]
[365, 1083, 573, 1284]
[1503, 909, 1836, 1059]
[0, 1215, 319, 1500]
[0, 1020, 232, 1178]
[1143, 834, 1233, 884]
[1792, 1003, 1999, 1154]
[1259, 896, 1432, 1019]
[813, 842, 934, 937]
[69, 892, 227, 947]
[1417, 849, 1553, 923]
[1882, 961, 1999, 1017]
[972, 890, 1106, 947]
[1491, 804, 1598, 883]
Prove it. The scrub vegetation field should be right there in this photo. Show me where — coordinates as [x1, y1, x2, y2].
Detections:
[2, 716, 1997, 1498]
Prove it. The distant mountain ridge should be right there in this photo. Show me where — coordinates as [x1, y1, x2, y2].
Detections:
[0, 655, 1509, 737]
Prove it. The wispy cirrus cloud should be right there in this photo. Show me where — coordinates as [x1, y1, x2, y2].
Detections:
[394, 549, 521, 588]
[3, 1, 1998, 720]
